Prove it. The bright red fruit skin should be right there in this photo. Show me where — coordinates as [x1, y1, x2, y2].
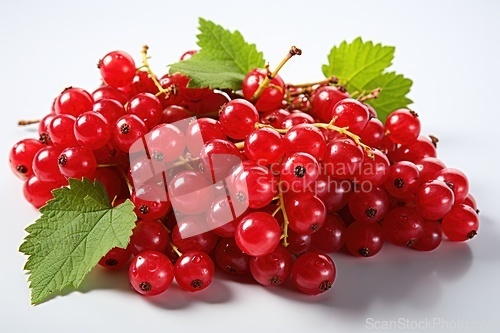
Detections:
[330, 98, 370, 134]
[283, 124, 326, 160]
[112, 114, 148, 153]
[245, 127, 284, 165]
[99, 50, 136, 88]
[435, 168, 469, 204]
[310, 86, 349, 122]
[126, 93, 163, 129]
[310, 214, 346, 253]
[235, 212, 281, 256]
[32, 146, 67, 184]
[175, 251, 215, 292]
[382, 207, 424, 247]
[291, 251, 336, 295]
[54, 87, 93, 117]
[9, 139, 45, 179]
[74, 111, 111, 149]
[415, 180, 454, 220]
[242, 68, 285, 112]
[48, 114, 78, 148]
[323, 138, 364, 180]
[285, 192, 326, 234]
[23, 176, 61, 209]
[442, 204, 479, 241]
[345, 221, 384, 257]
[129, 219, 169, 255]
[129, 251, 174, 296]
[348, 186, 390, 223]
[413, 220, 442, 251]
[250, 245, 293, 286]
[131, 183, 171, 220]
[385, 109, 421, 145]
[98, 247, 131, 269]
[215, 238, 251, 274]
[280, 152, 319, 193]
[58, 146, 97, 179]
[171, 219, 218, 254]
[219, 99, 259, 140]
[93, 98, 125, 125]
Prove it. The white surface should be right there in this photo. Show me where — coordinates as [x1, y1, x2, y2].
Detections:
[1, 0, 500, 332]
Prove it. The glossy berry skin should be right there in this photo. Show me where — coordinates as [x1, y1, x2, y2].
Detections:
[93, 168, 122, 200]
[291, 251, 336, 295]
[54, 87, 94, 117]
[385, 109, 421, 145]
[280, 152, 319, 193]
[310, 86, 349, 123]
[32, 146, 66, 184]
[48, 114, 78, 148]
[112, 114, 148, 153]
[287, 229, 312, 254]
[171, 218, 219, 254]
[250, 245, 293, 286]
[394, 136, 436, 163]
[415, 157, 446, 182]
[131, 183, 171, 220]
[219, 99, 259, 140]
[93, 98, 125, 125]
[285, 192, 326, 234]
[442, 204, 479, 241]
[175, 251, 215, 292]
[126, 93, 163, 129]
[146, 123, 186, 163]
[168, 170, 214, 215]
[415, 180, 454, 220]
[230, 163, 277, 209]
[281, 112, 315, 129]
[98, 247, 131, 270]
[330, 98, 370, 134]
[199, 139, 242, 183]
[260, 109, 290, 128]
[161, 105, 191, 124]
[245, 127, 284, 165]
[384, 161, 420, 199]
[345, 221, 384, 257]
[129, 70, 159, 95]
[206, 196, 243, 238]
[185, 118, 226, 156]
[348, 187, 390, 223]
[413, 220, 442, 251]
[129, 250, 174, 296]
[355, 149, 390, 187]
[9, 139, 44, 179]
[283, 124, 327, 160]
[23, 176, 60, 209]
[92, 86, 129, 105]
[382, 207, 424, 247]
[310, 214, 346, 253]
[215, 238, 251, 274]
[99, 50, 136, 88]
[74, 111, 110, 150]
[242, 68, 285, 112]
[38, 113, 56, 143]
[323, 138, 364, 180]
[358, 118, 384, 148]
[57, 146, 97, 179]
[235, 212, 281, 257]
[314, 175, 351, 213]
[435, 168, 469, 204]
[463, 193, 477, 210]
[129, 219, 169, 255]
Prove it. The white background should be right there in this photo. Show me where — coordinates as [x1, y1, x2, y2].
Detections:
[1, 0, 500, 332]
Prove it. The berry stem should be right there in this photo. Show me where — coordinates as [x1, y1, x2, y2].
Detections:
[140, 45, 178, 100]
[18, 119, 40, 126]
[170, 242, 182, 257]
[287, 75, 339, 89]
[277, 183, 290, 247]
[251, 46, 302, 101]
[234, 141, 245, 150]
[97, 163, 120, 168]
[358, 87, 381, 102]
[117, 166, 133, 195]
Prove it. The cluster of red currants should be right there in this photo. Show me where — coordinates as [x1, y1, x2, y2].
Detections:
[9, 48, 479, 297]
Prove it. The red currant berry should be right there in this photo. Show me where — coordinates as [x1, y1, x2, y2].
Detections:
[413, 220, 442, 251]
[54, 87, 93, 117]
[92, 85, 129, 105]
[345, 221, 384, 257]
[310, 86, 349, 123]
[175, 251, 215, 292]
[310, 214, 346, 253]
[131, 183, 171, 220]
[283, 124, 327, 160]
[112, 114, 148, 153]
[57, 146, 97, 179]
[129, 250, 174, 296]
[99, 50, 136, 88]
[348, 186, 390, 223]
[435, 168, 469, 204]
[235, 212, 281, 256]
[250, 245, 293, 286]
[126, 93, 163, 129]
[48, 114, 78, 148]
[244, 127, 284, 165]
[219, 99, 259, 140]
[382, 207, 424, 247]
[384, 161, 420, 199]
[331, 98, 370, 134]
[129, 219, 169, 255]
[291, 251, 336, 295]
[74, 111, 111, 150]
[93, 98, 125, 125]
[285, 192, 326, 234]
[242, 68, 285, 112]
[32, 146, 67, 184]
[280, 152, 319, 193]
[23, 176, 61, 209]
[323, 138, 364, 180]
[442, 204, 479, 241]
[385, 109, 421, 145]
[415, 180, 454, 220]
[9, 139, 45, 179]
[215, 238, 251, 275]
[98, 247, 131, 269]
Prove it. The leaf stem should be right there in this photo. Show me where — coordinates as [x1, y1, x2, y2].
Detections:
[251, 46, 302, 101]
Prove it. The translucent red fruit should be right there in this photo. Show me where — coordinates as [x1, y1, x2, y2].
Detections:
[242, 68, 285, 112]
[98, 247, 131, 270]
[215, 238, 251, 275]
[385, 109, 421, 145]
[99, 50, 136, 88]
[310, 214, 346, 253]
[291, 251, 336, 295]
[250, 245, 293, 286]
[58, 146, 97, 179]
[235, 212, 281, 256]
[23, 176, 61, 209]
[74, 111, 111, 150]
[129, 250, 174, 296]
[285, 192, 326, 234]
[413, 220, 442, 251]
[345, 221, 384, 257]
[9, 139, 45, 180]
[323, 138, 364, 180]
[126, 93, 163, 129]
[435, 168, 469, 204]
[219, 99, 259, 140]
[382, 207, 424, 247]
[54, 87, 94, 117]
[310, 86, 349, 123]
[330, 98, 370, 134]
[244, 127, 284, 165]
[415, 180, 454, 220]
[442, 204, 479, 241]
[283, 124, 326, 160]
[175, 251, 215, 292]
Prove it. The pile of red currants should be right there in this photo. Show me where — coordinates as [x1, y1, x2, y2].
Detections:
[9, 48, 479, 297]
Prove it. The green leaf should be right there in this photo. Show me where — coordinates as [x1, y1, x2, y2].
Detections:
[169, 18, 265, 90]
[19, 178, 137, 305]
[363, 72, 413, 121]
[322, 37, 412, 121]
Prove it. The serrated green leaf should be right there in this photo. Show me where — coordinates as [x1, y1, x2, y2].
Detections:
[322, 37, 412, 121]
[362, 72, 413, 121]
[322, 37, 394, 86]
[19, 178, 137, 305]
[169, 18, 265, 90]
